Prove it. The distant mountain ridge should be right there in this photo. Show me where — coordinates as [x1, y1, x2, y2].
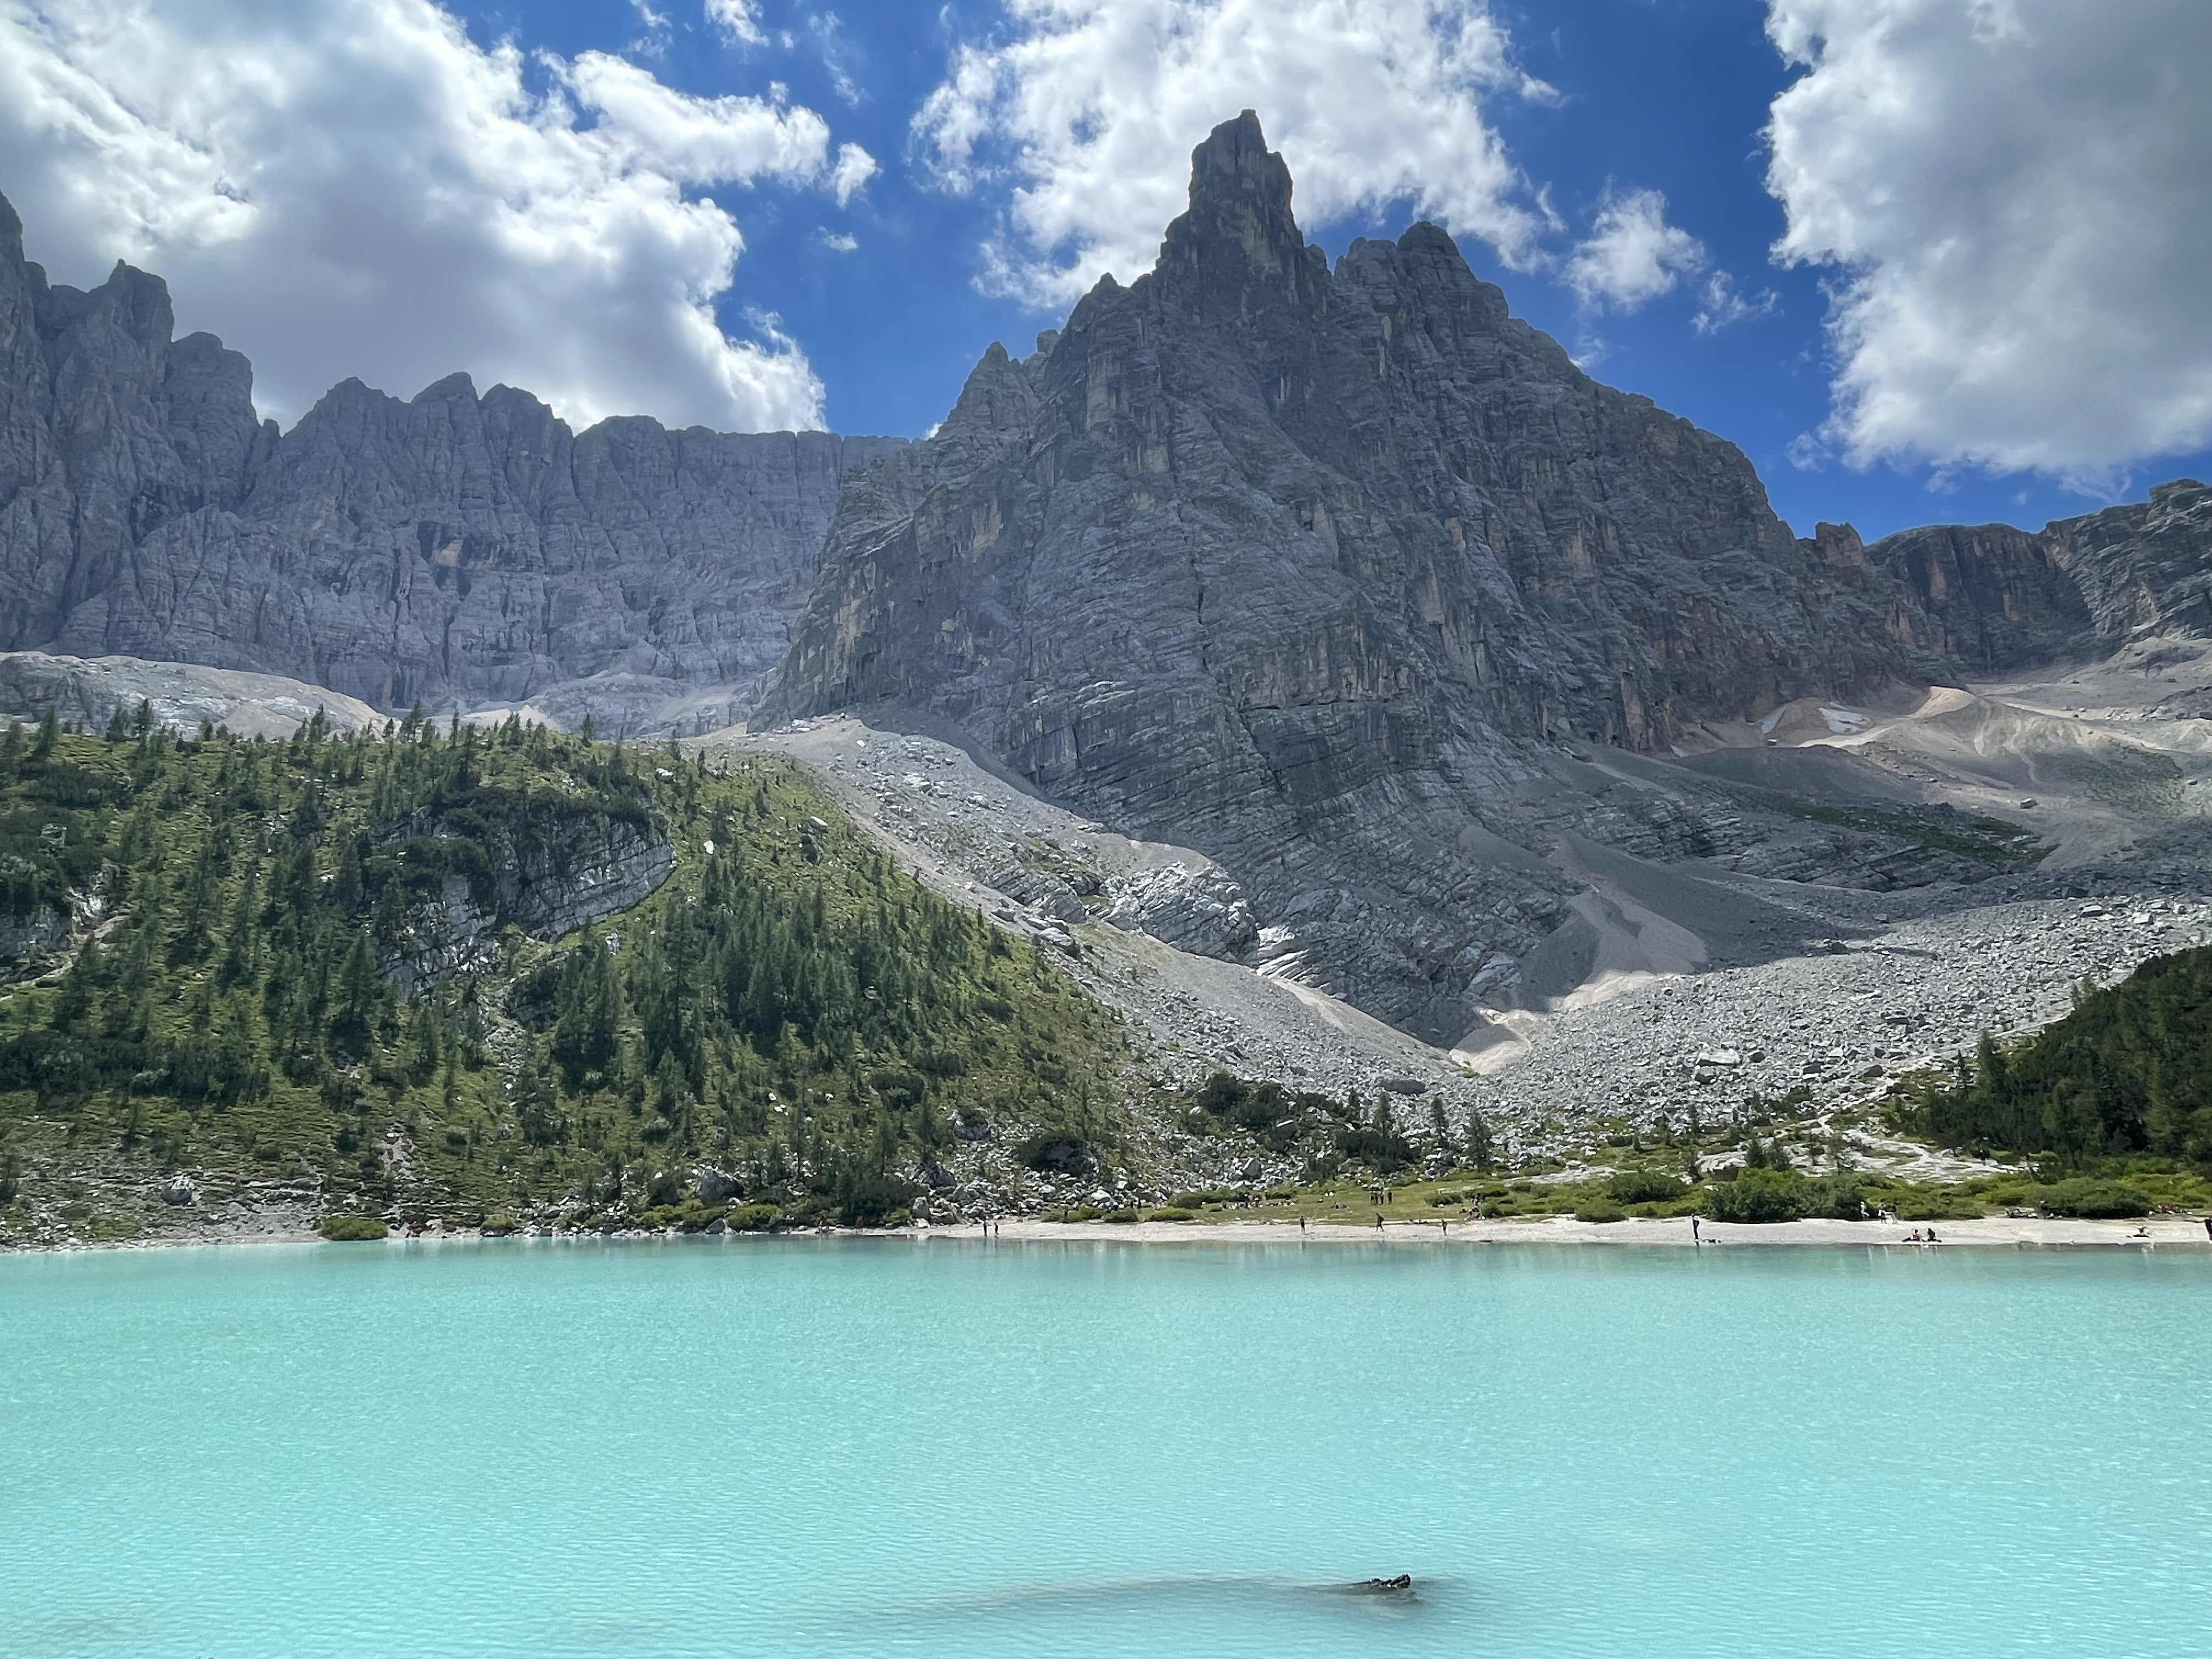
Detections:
[0, 190, 901, 731]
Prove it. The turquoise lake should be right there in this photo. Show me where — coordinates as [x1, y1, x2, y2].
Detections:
[3, 1238, 2207, 1657]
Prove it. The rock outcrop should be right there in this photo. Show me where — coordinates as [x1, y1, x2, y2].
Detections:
[1857, 481, 2212, 669]
[0, 191, 900, 726]
[0, 900, 72, 982]
[379, 803, 674, 996]
[4, 134, 2207, 1043]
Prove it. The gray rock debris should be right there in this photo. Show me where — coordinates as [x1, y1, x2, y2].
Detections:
[694, 1167, 740, 1204]
[0, 651, 385, 738]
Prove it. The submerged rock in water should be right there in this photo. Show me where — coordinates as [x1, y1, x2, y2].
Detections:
[1336, 1575, 1415, 1595]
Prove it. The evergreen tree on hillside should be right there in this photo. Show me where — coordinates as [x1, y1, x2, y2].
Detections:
[1910, 947, 2212, 1166]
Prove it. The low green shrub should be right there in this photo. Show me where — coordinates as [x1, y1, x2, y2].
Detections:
[1803, 1176, 1871, 1220]
[834, 1169, 917, 1228]
[1052, 1206, 1105, 1222]
[1146, 1207, 1197, 1222]
[2033, 1178, 2153, 1219]
[1573, 1198, 1627, 1223]
[479, 1210, 520, 1235]
[1607, 1170, 1686, 1204]
[1335, 1125, 1414, 1170]
[1169, 1188, 1241, 1207]
[1102, 1209, 1139, 1223]
[318, 1213, 387, 1242]
[725, 1203, 781, 1232]
[1626, 1198, 1704, 1219]
[1015, 1132, 1096, 1173]
[1702, 1169, 1807, 1223]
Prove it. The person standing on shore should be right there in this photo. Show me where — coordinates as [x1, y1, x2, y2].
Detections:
[1691, 1216, 1701, 1246]
[2203, 1217, 2211, 1242]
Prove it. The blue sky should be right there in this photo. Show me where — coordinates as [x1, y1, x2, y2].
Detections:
[5, 0, 2208, 543]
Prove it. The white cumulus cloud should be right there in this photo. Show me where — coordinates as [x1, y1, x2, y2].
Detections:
[1765, 0, 2212, 478]
[0, 0, 875, 432]
[1564, 187, 1704, 311]
[830, 142, 878, 205]
[911, 0, 1554, 307]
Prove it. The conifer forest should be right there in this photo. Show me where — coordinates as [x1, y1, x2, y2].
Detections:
[0, 710, 1135, 1229]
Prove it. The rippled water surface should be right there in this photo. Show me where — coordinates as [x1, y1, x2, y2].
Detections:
[4, 1239, 2207, 1657]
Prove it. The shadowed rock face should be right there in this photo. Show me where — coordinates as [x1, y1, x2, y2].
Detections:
[0, 192, 901, 723]
[760, 112, 2156, 1035]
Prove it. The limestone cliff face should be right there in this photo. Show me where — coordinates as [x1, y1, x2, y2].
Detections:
[0, 192, 900, 723]
[1858, 480, 2212, 668]
[1858, 521, 2091, 672]
[2043, 479, 2212, 646]
[772, 114, 1948, 758]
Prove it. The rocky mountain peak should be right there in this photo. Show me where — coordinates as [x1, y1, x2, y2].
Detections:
[413, 370, 479, 404]
[1155, 110, 1322, 317]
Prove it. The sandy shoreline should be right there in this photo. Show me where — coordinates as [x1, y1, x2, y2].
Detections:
[10, 1212, 2211, 1255]
[971, 1214, 2212, 1248]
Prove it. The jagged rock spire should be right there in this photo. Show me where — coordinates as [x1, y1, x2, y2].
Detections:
[1155, 111, 1324, 314]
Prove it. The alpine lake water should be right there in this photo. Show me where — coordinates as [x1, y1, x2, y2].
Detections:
[4, 1237, 2207, 1658]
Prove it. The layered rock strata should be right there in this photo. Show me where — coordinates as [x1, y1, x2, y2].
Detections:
[0, 191, 900, 724]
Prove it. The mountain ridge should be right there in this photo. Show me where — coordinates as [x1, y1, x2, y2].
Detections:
[0, 189, 902, 731]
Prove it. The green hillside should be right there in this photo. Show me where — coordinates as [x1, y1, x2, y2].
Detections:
[0, 710, 1134, 1234]
[1907, 946, 2212, 1168]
